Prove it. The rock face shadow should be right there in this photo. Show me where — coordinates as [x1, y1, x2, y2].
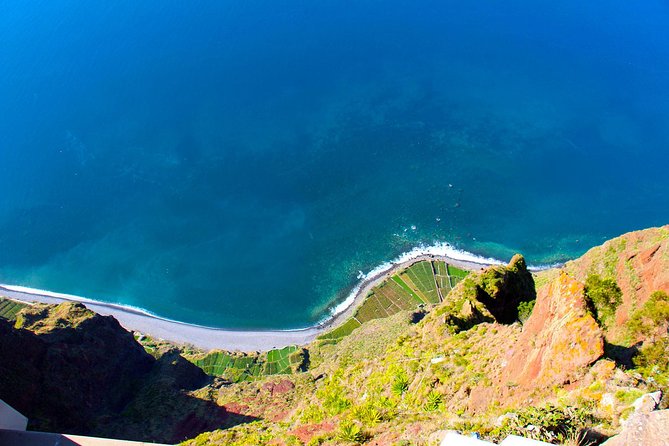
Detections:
[0, 307, 260, 445]
[604, 341, 641, 369]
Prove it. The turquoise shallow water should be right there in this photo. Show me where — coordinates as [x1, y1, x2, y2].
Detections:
[1, 1, 668, 328]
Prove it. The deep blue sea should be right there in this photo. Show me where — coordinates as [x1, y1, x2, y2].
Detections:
[1, 1, 668, 329]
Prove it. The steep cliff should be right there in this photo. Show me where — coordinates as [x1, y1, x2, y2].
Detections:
[564, 225, 669, 338]
[0, 302, 237, 443]
[1, 302, 154, 433]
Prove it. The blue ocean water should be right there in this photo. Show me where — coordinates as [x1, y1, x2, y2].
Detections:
[1, 1, 668, 329]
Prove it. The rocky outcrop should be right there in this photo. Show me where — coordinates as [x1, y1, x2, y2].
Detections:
[501, 272, 603, 389]
[565, 225, 669, 329]
[602, 409, 669, 446]
[0, 302, 232, 444]
[444, 254, 536, 330]
[1, 302, 155, 433]
[473, 254, 536, 324]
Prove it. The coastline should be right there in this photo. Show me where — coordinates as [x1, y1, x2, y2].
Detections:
[0, 249, 501, 352]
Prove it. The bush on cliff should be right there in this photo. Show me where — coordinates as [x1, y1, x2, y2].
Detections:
[517, 299, 536, 323]
[584, 274, 622, 327]
[627, 290, 669, 338]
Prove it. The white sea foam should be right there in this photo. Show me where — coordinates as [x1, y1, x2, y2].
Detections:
[0, 283, 161, 319]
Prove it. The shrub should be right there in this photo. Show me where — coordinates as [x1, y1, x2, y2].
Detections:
[322, 389, 351, 415]
[337, 420, 365, 444]
[423, 390, 443, 412]
[307, 433, 334, 446]
[490, 404, 597, 443]
[627, 290, 669, 342]
[352, 403, 382, 425]
[518, 299, 536, 323]
[633, 337, 669, 385]
[300, 404, 325, 423]
[391, 372, 410, 396]
[317, 375, 352, 415]
[584, 275, 622, 327]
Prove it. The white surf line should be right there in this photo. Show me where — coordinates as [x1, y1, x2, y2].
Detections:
[0, 242, 557, 351]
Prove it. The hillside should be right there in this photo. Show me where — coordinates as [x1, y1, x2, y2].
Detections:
[0, 301, 253, 443]
[1, 226, 668, 445]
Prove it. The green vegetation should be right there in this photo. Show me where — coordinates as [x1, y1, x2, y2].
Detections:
[517, 299, 536, 323]
[633, 338, 669, 386]
[423, 390, 443, 412]
[0, 298, 28, 321]
[584, 274, 622, 327]
[187, 346, 306, 382]
[626, 290, 669, 385]
[434, 261, 453, 293]
[391, 276, 424, 305]
[336, 420, 365, 444]
[265, 345, 304, 374]
[404, 262, 440, 303]
[390, 371, 410, 396]
[317, 318, 362, 340]
[447, 263, 469, 285]
[318, 260, 470, 340]
[627, 290, 669, 338]
[468, 404, 598, 444]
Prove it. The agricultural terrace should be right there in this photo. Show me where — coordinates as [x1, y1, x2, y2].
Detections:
[187, 345, 305, 382]
[318, 260, 469, 340]
[0, 297, 28, 321]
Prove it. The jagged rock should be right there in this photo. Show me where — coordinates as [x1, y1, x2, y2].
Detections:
[445, 254, 536, 330]
[0, 302, 228, 443]
[602, 409, 669, 446]
[565, 225, 669, 329]
[495, 412, 518, 426]
[0, 303, 154, 433]
[497, 272, 604, 392]
[631, 390, 662, 415]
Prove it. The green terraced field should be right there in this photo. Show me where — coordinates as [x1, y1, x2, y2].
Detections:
[0, 298, 28, 321]
[191, 351, 234, 376]
[317, 318, 362, 340]
[433, 261, 453, 294]
[405, 261, 440, 304]
[447, 264, 469, 287]
[318, 260, 472, 340]
[265, 345, 300, 374]
[189, 345, 304, 381]
[391, 276, 425, 305]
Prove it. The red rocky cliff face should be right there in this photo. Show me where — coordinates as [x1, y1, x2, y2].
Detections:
[566, 225, 669, 328]
[502, 272, 604, 390]
[469, 272, 604, 410]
